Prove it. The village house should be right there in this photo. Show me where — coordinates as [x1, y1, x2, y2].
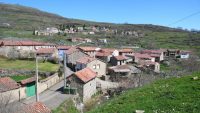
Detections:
[140, 49, 164, 62]
[66, 68, 97, 102]
[0, 77, 21, 103]
[98, 38, 107, 44]
[0, 40, 56, 58]
[110, 55, 128, 66]
[138, 61, 160, 73]
[67, 37, 92, 43]
[78, 46, 101, 57]
[36, 48, 58, 58]
[96, 51, 112, 62]
[166, 49, 180, 58]
[179, 50, 191, 59]
[75, 56, 106, 78]
[108, 65, 141, 81]
[127, 53, 155, 63]
[35, 27, 59, 36]
[65, 47, 87, 70]
[119, 48, 134, 56]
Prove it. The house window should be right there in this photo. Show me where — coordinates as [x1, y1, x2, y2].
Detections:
[96, 64, 100, 69]
[93, 65, 96, 69]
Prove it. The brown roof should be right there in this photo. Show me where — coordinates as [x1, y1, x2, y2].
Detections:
[76, 56, 96, 64]
[36, 48, 56, 54]
[75, 68, 97, 83]
[21, 102, 51, 113]
[0, 77, 20, 92]
[101, 48, 116, 53]
[20, 77, 36, 85]
[96, 51, 111, 57]
[79, 46, 98, 51]
[64, 47, 79, 55]
[119, 48, 134, 53]
[133, 53, 153, 59]
[57, 45, 71, 50]
[141, 50, 163, 54]
[114, 55, 127, 60]
[0, 40, 55, 46]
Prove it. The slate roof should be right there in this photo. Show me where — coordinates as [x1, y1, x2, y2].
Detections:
[0, 77, 20, 92]
[74, 68, 96, 83]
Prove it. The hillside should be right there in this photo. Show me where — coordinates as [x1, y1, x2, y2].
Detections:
[0, 3, 200, 55]
[87, 72, 200, 113]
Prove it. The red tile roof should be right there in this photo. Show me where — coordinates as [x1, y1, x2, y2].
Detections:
[20, 77, 36, 85]
[114, 55, 127, 61]
[133, 53, 153, 59]
[0, 77, 20, 92]
[76, 56, 96, 64]
[36, 48, 56, 54]
[101, 48, 116, 53]
[57, 45, 71, 50]
[119, 48, 134, 53]
[75, 68, 97, 83]
[64, 47, 79, 55]
[21, 102, 51, 113]
[0, 40, 55, 46]
[78, 46, 98, 51]
[96, 51, 111, 57]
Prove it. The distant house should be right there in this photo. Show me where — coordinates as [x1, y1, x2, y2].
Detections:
[18, 102, 51, 113]
[166, 49, 180, 58]
[110, 55, 128, 66]
[108, 65, 141, 81]
[101, 48, 119, 57]
[78, 46, 101, 57]
[35, 27, 59, 36]
[140, 49, 164, 62]
[0, 40, 56, 58]
[96, 51, 112, 62]
[66, 68, 97, 102]
[75, 56, 106, 78]
[68, 37, 92, 43]
[98, 39, 107, 44]
[180, 51, 191, 59]
[36, 48, 58, 58]
[138, 61, 160, 73]
[119, 48, 134, 56]
[65, 47, 87, 70]
[127, 53, 155, 63]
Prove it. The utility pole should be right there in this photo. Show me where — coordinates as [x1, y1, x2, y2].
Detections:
[63, 53, 67, 89]
[35, 54, 39, 102]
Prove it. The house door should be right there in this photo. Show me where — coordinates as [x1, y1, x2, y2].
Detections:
[26, 82, 36, 97]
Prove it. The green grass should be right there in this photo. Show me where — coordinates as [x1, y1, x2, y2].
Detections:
[10, 75, 31, 82]
[0, 57, 59, 72]
[88, 72, 200, 113]
[52, 99, 79, 113]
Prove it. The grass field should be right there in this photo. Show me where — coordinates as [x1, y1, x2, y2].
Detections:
[10, 75, 31, 82]
[87, 72, 200, 113]
[0, 57, 59, 72]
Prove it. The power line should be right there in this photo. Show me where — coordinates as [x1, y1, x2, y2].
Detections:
[168, 11, 200, 26]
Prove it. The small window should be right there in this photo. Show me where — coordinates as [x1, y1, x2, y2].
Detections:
[93, 65, 96, 69]
[96, 64, 100, 69]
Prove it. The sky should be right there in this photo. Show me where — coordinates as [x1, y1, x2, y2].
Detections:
[0, 0, 200, 30]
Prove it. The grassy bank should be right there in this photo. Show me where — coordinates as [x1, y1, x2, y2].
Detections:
[88, 72, 200, 113]
[0, 57, 59, 72]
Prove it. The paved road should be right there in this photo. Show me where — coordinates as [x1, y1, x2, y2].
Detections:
[22, 80, 73, 109]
